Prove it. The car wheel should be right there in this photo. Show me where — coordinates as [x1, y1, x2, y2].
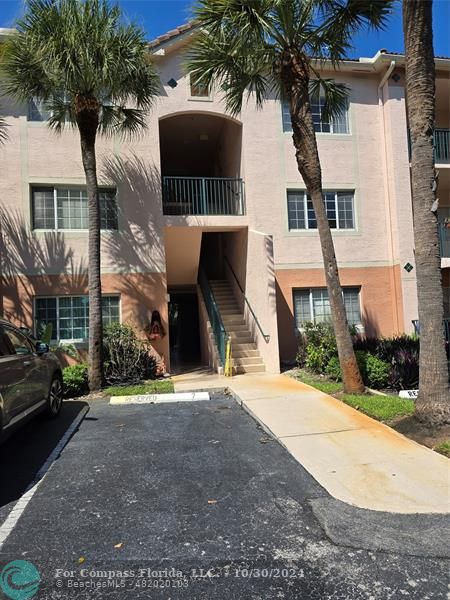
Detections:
[46, 374, 63, 418]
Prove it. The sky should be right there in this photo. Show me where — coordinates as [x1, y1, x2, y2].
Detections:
[0, 0, 449, 59]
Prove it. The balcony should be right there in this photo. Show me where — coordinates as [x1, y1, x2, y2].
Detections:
[439, 222, 450, 257]
[162, 176, 245, 216]
[408, 128, 449, 162]
[434, 129, 450, 162]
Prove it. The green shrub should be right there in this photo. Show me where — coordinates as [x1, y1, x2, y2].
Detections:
[103, 323, 156, 385]
[325, 356, 342, 381]
[63, 363, 88, 398]
[365, 353, 390, 389]
[323, 350, 372, 384]
[304, 322, 338, 373]
[296, 333, 307, 367]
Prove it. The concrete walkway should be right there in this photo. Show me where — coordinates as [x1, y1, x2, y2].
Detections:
[173, 370, 450, 514]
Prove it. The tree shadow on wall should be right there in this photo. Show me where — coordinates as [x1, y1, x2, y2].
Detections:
[101, 153, 166, 329]
[0, 209, 87, 326]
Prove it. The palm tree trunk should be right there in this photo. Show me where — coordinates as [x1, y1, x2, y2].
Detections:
[78, 115, 103, 391]
[282, 53, 365, 394]
[403, 0, 450, 425]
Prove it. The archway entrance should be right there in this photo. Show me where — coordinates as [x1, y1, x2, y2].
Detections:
[159, 112, 243, 216]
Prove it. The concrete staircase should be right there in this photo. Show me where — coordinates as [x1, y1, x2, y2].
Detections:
[209, 279, 265, 374]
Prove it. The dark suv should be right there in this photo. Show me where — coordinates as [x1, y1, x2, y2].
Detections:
[0, 319, 63, 441]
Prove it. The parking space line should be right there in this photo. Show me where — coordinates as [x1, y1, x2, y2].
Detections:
[0, 405, 89, 550]
[110, 392, 210, 405]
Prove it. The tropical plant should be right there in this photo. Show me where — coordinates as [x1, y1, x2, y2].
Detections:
[63, 363, 89, 398]
[0, 114, 7, 143]
[303, 322, 337, 373]
[2, 0, 159, 390]
[103, 323, 156, 385]
[187, 0, 393, 393]
[403, 0, 450, 424]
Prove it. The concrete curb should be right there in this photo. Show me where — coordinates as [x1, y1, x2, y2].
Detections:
[230, 388, 450, 558]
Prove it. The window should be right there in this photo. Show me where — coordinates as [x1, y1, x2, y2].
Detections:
[287, 190, 354, 231]
[28, 98, 52, 122]
[35, 295, 120, 342]
[3, 327, 33, 355]
[293, 287, 362, 328]
[189, 75, 210, 98]
[282, 96, 349, 134]
[32, 187, 118, 231]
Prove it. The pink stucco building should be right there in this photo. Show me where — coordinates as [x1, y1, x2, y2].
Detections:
[0, 24, 449, 374]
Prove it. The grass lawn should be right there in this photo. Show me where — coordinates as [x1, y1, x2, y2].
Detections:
[340, 391, 415, 421]
[293, 368, 415, 422]
[104, 379, 174, 397]
[434, 440, 450, 458]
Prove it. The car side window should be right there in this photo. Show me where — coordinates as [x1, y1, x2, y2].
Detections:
[0, 332, 13, 356]
[3, 327, 33, 356]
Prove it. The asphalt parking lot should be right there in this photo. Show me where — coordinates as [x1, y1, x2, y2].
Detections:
[0, 393, 448, 599]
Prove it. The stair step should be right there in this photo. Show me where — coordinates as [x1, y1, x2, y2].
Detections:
[222, 314, 245, 322]
[215, 299, 239, 305]
[232, 349, 260, 358]
[229, 336, 253, 343]
[231, 342, 257, 351]
[225, 325, 250, 335]
[234, 364, 266, 374]
[232, 356, 263, 366]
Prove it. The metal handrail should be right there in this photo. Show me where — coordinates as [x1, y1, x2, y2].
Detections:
[199, 268, 227, 365]
[224, 257, 270, 343]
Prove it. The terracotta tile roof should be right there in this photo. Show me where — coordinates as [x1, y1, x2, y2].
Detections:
[148, 24, 450, 62]
[148, 21, 196, 48]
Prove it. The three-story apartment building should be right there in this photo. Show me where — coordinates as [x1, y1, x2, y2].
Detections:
[0, 24, 449, 374]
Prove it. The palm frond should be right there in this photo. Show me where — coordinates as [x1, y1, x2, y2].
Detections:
[99, 105, 148, 139]
[0, 115, 8, 143]
[309, 77, 349, 122]
[187, 0, 393, 117]
[2, 0, 160, 137]
[311, 0, 395, 63]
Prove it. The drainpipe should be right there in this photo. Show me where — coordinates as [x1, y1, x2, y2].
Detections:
[378, 60, 402, 333]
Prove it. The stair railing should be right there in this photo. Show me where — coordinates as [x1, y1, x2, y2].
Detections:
[224, 257, 270, 343]
[199, 268, 227, 365]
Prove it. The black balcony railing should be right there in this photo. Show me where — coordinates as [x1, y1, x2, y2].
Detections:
[408, 129, 450, 162]
[162, 176, 245, 216]
[439, 223, 450, 258]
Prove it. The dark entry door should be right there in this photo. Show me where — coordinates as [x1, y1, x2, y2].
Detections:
[168, 291, 201, 367]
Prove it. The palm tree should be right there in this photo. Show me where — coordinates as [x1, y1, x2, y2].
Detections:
[2, 0, 159, 390]
[187, 0, 393, 393]
[403, 0, 450, 425]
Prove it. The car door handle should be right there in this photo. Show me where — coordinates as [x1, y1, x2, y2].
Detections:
[23, 360, 32, 367]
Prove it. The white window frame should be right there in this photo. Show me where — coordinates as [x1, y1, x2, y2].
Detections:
[28, 97, 52, 122]
[187, 74, 213, 102]
[282, 96, 350, 135]
[31, 186, 119, 232]
[287, 190, 356, 231]
[293, 287, 363, 331]
[34, 294, 121, 344]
